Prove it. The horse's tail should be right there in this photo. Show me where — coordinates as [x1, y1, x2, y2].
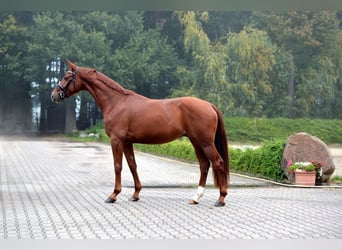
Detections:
[212, 105, 230, 187]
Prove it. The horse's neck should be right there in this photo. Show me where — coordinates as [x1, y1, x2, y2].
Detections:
[83, 72, 132, 114]
[97, 72, 130, 95]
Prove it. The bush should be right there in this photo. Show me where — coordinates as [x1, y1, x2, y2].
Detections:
[230, 140, 286, 181]
[135, 138, 287, 181]
[134, 138, 197, 162]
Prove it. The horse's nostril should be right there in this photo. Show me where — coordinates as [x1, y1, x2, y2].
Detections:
[51, 95, 58, 103]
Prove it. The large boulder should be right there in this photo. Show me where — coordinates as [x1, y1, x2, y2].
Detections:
[281, 132, 335, 183]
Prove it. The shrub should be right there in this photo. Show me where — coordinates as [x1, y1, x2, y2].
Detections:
[135, 138, 287, 181]
[230, 140, 286, 181]
[134, 138, 197, 162]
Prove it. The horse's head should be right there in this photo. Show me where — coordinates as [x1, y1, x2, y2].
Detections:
[51, 60, 81, 103]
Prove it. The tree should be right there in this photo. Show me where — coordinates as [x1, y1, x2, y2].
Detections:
[25, 11, 113, 133]
[3, 10, 341, 133]
[25, 12, 73, 132]
[112, 28, 180, 98]
[0, 14, 31, 133]
[252, 11, 342, 118]
[300, 11, 342, 118]
[264, 49, 294, 117]
[174, 11, 230, 113]
[253, 11, 317, 117]
[73, 11, 144, 128]
[203, 11, 252, 41]
[225, 27, 276, 117]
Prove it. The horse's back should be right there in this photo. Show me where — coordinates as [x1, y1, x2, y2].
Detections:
[114, 95, 218, 144]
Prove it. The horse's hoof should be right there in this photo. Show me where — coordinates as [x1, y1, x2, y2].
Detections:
[214, 201, 225, 207]
[189, 199, 199, 205]
[105, 197, 117, 203]
[129, 196, 140, 202]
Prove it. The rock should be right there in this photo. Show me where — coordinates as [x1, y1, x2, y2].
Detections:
[281, 132, 335, 183]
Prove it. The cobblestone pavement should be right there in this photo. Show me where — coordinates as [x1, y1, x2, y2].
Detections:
[0, 136, 341, 239]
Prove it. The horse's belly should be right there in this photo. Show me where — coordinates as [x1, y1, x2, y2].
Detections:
[127, 123, 184, 144]
[126, 99, 187, 143]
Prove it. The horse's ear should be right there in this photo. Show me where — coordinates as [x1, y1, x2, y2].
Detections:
[67, 60, 77, 71]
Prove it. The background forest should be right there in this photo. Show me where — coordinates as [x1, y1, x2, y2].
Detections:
[0, 11, 341, 133]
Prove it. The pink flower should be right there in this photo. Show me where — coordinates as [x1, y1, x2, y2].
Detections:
[287, 160, 292, 167]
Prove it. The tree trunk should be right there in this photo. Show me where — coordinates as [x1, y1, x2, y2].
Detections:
[64, 97, 76, 133]
[287, 56, 295, 118]
[77, 94, 90, 130]
[39, 92, 48, 132]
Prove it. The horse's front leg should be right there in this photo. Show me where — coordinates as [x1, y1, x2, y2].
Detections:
[105, 139, 124, 203]
[123, 143, 142, 202]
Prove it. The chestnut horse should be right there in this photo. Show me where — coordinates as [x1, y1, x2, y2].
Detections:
[51, 61, 229, 206]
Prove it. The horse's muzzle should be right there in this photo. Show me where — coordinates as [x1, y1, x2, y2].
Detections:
[51, 93, 64, 103]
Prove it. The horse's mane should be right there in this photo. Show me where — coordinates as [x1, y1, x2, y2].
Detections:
[95, 70, 134, 96]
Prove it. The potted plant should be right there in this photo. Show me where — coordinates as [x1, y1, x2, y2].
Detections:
[287, 161, 322, 186]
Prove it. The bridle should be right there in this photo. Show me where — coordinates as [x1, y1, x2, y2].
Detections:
[57, 67, 79, 100]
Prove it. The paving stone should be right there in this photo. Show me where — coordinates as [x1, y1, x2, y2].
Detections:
[0, 137, 341, 239]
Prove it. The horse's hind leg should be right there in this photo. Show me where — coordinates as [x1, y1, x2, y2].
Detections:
[189, 142, 210, 205]
[202, 144, 227, 207]
[124, 143, 142, 202]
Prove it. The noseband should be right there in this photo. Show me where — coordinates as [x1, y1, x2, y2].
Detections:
[57, 67, 79, 100]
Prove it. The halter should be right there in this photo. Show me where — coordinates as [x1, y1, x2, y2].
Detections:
[57, 67, 79, 100]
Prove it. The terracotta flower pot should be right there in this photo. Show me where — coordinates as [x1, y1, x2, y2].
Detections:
[295, 170, 316, 186]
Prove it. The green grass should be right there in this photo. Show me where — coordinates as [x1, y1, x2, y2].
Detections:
[69, 122, 109, 143]
[225, 117, 342, 144]
[329, 176, 342, 185]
